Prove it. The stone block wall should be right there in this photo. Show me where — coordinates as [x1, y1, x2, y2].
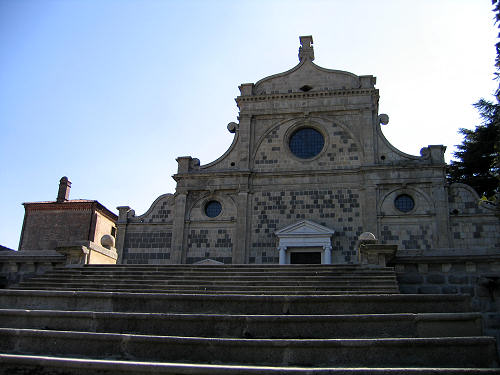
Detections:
[448, 184, 485, 215]
[394, 252, 500, 354]
[114, 37, 500, 266]
[250, 188, 362, 264]
[186, 227, 233, 264]
[252, 120, 361, 172]
[118, 191, 238, 265]
[447, 184, 500, 249]
[450, 218, 500, 249]
[122, 227, 173, 264]
[119, 194, 176, 264]
[184, 192, 236, 264]
[380, 222, 434, 250]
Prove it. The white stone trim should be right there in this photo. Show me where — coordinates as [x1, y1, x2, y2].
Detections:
[274, 220, 334, 264]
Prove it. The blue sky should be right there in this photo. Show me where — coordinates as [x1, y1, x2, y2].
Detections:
[0, 0, 498, 250]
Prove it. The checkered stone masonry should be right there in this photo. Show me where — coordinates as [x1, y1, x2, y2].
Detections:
[186, 228, 233, 264]
[115, 37, 500, 269]
[147, 201, 172, 223]
[254, 123, 361, 172]
[380, 224, 433, 250]
[450, 220, 500, 248]
[250, 189, 362, 264]
[326, 126, 360, 163]
[123, 231, 172, 264]
[448, 189, 482, 215]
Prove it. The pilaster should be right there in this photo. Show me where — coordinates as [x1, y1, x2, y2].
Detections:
[233, 191, 249, 264]
[362, 183, 378, 236]
[432, 181, 451, 249]
[171, 192, 187, 264]
[115, 206, 130, 264]
[238, 114, 252, 170]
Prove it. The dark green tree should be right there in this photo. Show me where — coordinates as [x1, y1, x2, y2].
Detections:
[447, 100, 499, 197]
[494, 0, 500, 95]
[447, 1, 500, 198]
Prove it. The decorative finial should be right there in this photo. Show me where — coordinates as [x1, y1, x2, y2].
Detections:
[378, 114, 389, 125]
[298, 35, 314, 62]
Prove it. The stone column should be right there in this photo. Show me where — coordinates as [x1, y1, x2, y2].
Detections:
[323, 245, 332, 264]
[278, 246, 287, 265]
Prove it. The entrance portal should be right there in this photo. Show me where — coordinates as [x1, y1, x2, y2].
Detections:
[275, 220, 335, 265]
[290, 252, 321, 264]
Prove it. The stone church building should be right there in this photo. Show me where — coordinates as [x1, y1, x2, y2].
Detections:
[115, 36, 499, 265]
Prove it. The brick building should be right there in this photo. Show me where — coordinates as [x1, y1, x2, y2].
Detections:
[115, 36, 499, 265]
[19, 177, 118, 256]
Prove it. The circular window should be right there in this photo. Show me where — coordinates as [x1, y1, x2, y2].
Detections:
[205, 201, 222, 218]
[289, 127, 324, 159]
[394, 194, 415, 213]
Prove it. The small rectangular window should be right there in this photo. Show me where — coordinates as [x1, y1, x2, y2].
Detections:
[111, 227, 116, 237]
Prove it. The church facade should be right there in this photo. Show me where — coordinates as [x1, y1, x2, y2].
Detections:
[115, 36, 499, 265]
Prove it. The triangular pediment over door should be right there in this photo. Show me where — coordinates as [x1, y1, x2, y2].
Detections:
[275, 220, 335, 238]
[274, 220, 335, 264]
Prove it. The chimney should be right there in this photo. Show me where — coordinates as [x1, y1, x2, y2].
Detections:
[56, 176, 71, 202]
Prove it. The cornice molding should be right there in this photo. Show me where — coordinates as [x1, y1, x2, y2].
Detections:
[24, 201, 118, 222]
[173, 163, 446, 181]
[236, 88, 378, 104]
[24, 202, 94, 211]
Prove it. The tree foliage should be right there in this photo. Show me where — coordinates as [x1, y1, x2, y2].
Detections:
[447, 1, 500, 198]
[494, 0, 500, 97]
[448, 100, 499, 197]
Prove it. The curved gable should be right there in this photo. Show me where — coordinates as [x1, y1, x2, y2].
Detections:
[131, 194, 175, 224]
[254, 60, 364, 95]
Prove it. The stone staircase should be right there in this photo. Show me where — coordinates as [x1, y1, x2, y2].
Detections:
[12, 264, 400, 294]
[0, 264, 499, 374]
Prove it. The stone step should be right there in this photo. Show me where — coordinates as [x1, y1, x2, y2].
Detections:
[2, 354, 499, 375]
[1, 263, 497, 373]
[0, 289, 473, 314]
[17, 278, 398, 287]
[10, 286, 400, 295]
[39, 271, 397, 279]
[29, 273, 398, 281]
[16, 263, 399, 294]
[0, 328, 497, 368]
[0, 309, 482, 339]
[13, 286, 401, 295]
[47, 266, 397, 276]
[19, 281, 398, 289]
[18, 279, 398, 289]
[74, 264, 394, 270]
[14, 282, 399, 293]
[48, 266, 394, 275]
